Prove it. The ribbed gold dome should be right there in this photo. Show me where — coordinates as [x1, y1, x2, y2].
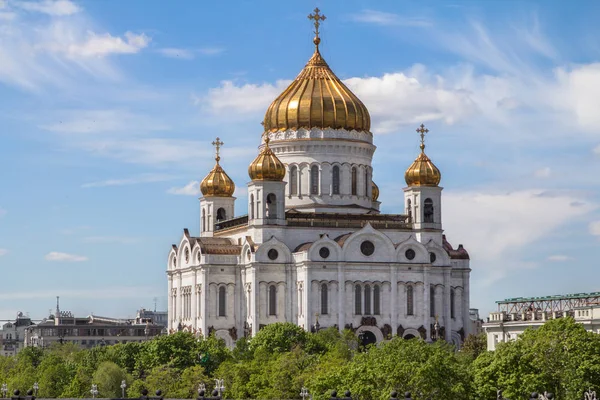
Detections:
[371, 181, 380, 201]
[405, 151, 441, 187]
[200, 160, 235, 197]
[248, 138, 286, 181]
[263, 47, 371, 133]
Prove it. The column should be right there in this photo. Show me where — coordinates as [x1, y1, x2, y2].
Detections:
[390, 265, 397, 335]
[443, 269, 451, 342]
[337, 263, 345, 331]
[423, 266, 430, 341]
[192, 269, 198, 331]
[168, 275, 173, 327]
[251, 267, 259, 336]
[177, 272, 183, 324]
[286, 264, 293, 322]
[200, 268, 208, 337]
[304, 266, 312, 331]
[462, 271, 471, 337]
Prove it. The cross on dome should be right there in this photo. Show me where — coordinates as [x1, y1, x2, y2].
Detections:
[416, 124, 429, 151]
[212, 137, 224, 162]
[308, 7, 326, 47]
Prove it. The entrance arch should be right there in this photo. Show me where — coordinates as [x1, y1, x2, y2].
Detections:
[355, 325, 384, 345]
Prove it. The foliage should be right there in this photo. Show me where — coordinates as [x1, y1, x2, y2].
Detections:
[1, 320, 600, 399]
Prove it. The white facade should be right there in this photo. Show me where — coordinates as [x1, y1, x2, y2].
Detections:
[484, 306, 600, 350]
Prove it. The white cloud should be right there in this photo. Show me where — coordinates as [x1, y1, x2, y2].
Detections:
[42, 110, 170, 134]
[45, 251, 88, 262]
[442, 189, 596, 285]
[197, 47, 224, 56]
[349, 10, 432, 27]
[199, 80, 291, 115]
[15, 0, 80, 16]
[82, 236, 140, 244]
[547, 255, 571, 262]
[82, 173, 174, 188]
[0, 249, 8, 256]
[534, 167, 551, 178]
[590, 221, 600, 237]
[59, 31, 150, 58]
[0, 286, 159, 300]
[167, 180, 200, 196]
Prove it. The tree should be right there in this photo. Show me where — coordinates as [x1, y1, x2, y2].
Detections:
[460, 333, 487, 360]
[249, 323, 309, 354]
[92, 361, 128, 398]
[472, 317, 600, 400]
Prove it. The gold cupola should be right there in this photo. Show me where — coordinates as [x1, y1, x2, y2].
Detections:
[371, 181, 380, 201]
[263, 8, 371, 134]
[200, 137, 235, 197]
[248, 136, 286, 181]
[405, 124, 441, 187]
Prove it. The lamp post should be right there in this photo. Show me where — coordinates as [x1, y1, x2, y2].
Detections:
[300, 387, 310, 400]
[32, 383, 38, 397]
[585, 389, 597, 400]
[90, 384, 98, 399]
[214, 379, 225, 397]
[145, 322, 150, 342]
[432, 315, 440, 342]
[198, 383, 206, 397]
[1, 383, 7, 398]
[120, 380, 127, 398]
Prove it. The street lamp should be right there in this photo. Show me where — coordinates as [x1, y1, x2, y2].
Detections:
[197, 383, 206, 397]
[584, 389, 597, 400]
[214, 379, 225, 397]
[90, 384, 98, 399]
[33, 383, 39, 396]
[144, 322, 150, 342]
[120, 380, 127, 398]
[1, 383, 8, 398]
[300, 387, 310, 400]
[432, 315, 440, 342]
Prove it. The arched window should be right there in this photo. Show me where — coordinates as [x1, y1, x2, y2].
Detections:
[321, 283, 328, 315]
[290, 166, 298, 195]
[354, 284, 362, 315]
[216, 208, 226, 222]
[430, 286, 435, 317]
[406, 285, 414, 316]
[364, 284, 371, 315]
[266, 193, 277, 219]
[351, 167, 357, 195]
[201, 208, 206, 232]
[250, 195, 254, 219]
[218, 286, 226, 317]
[365, 168, 369, 196]
[373, 284, 380, 315]
[451, 289, 455, 319]
[424, 198, 434, 223]
[407, 199, 412, 221]
[332, 166, 340, 195]
[310, 165, 319, 195]
[268, 285, 277, 316]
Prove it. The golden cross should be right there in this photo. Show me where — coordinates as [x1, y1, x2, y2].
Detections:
[212, 137, 224, 162]
[416, 124, 429, 151]
[308, 8, 326, 46]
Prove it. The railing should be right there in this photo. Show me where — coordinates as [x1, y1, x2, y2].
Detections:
[214, 215, 248, 232]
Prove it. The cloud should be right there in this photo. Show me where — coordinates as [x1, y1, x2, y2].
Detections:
[442, 189, 596, 285]
[0, 286, 159, 300]
[590, 221, 600, 237]
[82, 236, 140, 244]
[0, 249, 8, 256]
[198, 80, 291, 115]
[56, 31, 150, 58]
[45, 251, 88, 262]
[547, 255, 571, 262]
[14, 0, 80, 16]
[158, 47, 224, 59]
[42, 110, 170, 134]
[594, 145, 600, 155]
[167, 180, 200, 196]
[534, 167, 551, 178]
[349, 10, 432, 27]
[82, 173, 174, 188]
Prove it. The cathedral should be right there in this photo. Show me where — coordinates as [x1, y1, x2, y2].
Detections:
[167, 9, 471, 348]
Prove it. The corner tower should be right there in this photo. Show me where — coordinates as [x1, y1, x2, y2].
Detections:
[261, 8, 377, 214]
[199, 137, 236, 237]
[404, 124, 443, 234]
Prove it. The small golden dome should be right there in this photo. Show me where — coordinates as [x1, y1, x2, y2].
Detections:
[405, 124, 441, 187]
[263, 17, 370, 134]
[372, 181, 380, 201]
[200, 138, 235, 197]
[248, 137, 286, 181]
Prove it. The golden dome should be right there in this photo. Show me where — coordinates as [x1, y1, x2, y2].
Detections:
[200, 138, 235, 197]
[405, 124, 441, 187]
[372, 181, 380, 201]
[263, 16, 371, 134]
[248, 137, 286, 181]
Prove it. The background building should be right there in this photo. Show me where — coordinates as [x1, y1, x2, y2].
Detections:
[483, 292, 600, 350]
[0, 313, 35, 356]
[167, 9, 472, 348]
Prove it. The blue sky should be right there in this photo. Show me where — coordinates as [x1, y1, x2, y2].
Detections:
[0, 0, 599, 321]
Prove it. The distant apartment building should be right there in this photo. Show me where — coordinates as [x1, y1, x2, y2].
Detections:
[1, 313, 35, 356]
[483, 292, 600, 350]
[469, 308, 484, 336]
[136, 308, 168, 328]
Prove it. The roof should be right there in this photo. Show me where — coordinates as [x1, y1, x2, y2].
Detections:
[442, 235, 470, 260]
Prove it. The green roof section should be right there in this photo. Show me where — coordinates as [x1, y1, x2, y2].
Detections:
[496, 292, 600, 304]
